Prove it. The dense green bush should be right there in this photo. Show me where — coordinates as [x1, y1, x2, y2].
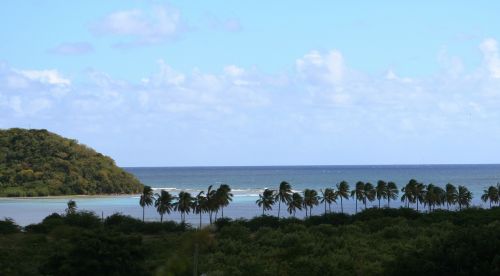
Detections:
[1, 208, 500, 275]
[104, 213, 189, 234]
[0, 218, 21, 234]
[40, 231, 147, 276]
[0, 128, 143, 196]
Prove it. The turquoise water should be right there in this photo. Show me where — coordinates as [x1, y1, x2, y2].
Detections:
[1, 165, 499, 226]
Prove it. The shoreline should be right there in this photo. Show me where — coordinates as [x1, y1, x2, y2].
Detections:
[0, 194, 140, 200]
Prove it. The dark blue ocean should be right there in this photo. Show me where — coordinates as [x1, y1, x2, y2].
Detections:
[1, 165, 499, 226]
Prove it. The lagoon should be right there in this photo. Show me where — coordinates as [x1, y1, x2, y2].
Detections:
[1, 164, 499, 226]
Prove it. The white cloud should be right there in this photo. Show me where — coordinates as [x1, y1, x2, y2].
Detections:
[224, 65, 245, 77]
[16, 69, 70, 86]
[437, 48, 464, 78]
[480, 38, 500, 78]
[152, 59, 186, 86]
[385, 69, 412, 83]
[296, 50, 344, 85]
[0, 65, 70, 117]
[91, 5, 183, 45]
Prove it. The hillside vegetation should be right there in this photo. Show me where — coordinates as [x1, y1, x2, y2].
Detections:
[0, 128, 143, 196]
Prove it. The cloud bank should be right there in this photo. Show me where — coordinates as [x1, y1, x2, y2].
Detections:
[1, 39, 500, 165]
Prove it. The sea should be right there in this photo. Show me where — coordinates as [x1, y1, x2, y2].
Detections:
[1, 165, 499, 226]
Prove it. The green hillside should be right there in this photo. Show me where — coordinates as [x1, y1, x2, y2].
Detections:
[0, 128, 143, 197]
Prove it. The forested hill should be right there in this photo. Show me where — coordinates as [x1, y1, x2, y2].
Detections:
[0, 128, 143, 197]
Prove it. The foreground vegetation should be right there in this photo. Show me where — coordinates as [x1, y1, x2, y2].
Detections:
[1, 207, 499, 275]
[0, 128, 143, 196]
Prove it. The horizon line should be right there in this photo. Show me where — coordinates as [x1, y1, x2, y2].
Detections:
[121, 163, 500, 169]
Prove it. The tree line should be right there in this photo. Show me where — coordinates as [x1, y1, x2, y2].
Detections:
[139, 184, 233, 227]
[137, 179, 500, 226]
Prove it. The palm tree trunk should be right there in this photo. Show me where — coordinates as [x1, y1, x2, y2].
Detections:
[160, 214, 163, 223]
[388, 197, 390, 208]
[416, 200, 419, 211]
[340, 197, 343, 213]
[142, 206, 145, 222]
[262, 206, 264, 216]
[355, 200, 358, 214]
[199, 212, 202, 229]
[278, 200, 281, 219]
[221, 207, 224, 219]
[328, 203, 331, 213]
[378, 198, 381, 208]
[209, 211, 213, 224]
[305, 206, 308, 218]
[324, 201, 327, 215]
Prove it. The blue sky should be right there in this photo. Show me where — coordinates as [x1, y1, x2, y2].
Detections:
[1, 1, 500, 166]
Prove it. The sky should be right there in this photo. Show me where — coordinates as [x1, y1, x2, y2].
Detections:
[1, 1, 500, 166]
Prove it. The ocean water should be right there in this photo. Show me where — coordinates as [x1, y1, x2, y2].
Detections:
[1, 165, 499, 226]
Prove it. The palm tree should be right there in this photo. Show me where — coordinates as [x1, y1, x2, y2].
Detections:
[205, 185, 217, 224]
[154, 190, 174, 222]
[423, 184, 440, 212]
[481, 185, 499, 208]
[175, 191, 194, 223]
[139, 185, 154, 222]
[303, 189, 319, 217]
[401, 179, 418, 208]
[320, 188, 337, 214]
[386, 181, 398, 208]
[412, 181, 426, 211]
[363, 182, 376, 209]
[193, 191, 208, 228]
[256, 189, 275, 215]
[445, 183, 458, 210]
[457, 185, 472, 211]
[66, 199, 77, 215]
[375, 180, 387, 208]
[336, 181, 350, 213]
[497, 183, 500, 207]
[216, 184, 233, 219]
[287, 192, 303, 217]
[276, 181, 293, 219]
[435, 186, 446, 210]
[351, 181, 365, 213]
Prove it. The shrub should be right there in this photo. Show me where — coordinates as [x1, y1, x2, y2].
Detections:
[0, 218, 21, 234]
